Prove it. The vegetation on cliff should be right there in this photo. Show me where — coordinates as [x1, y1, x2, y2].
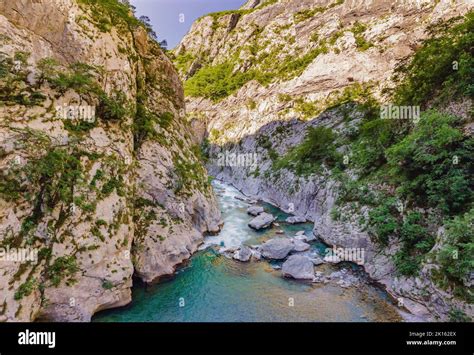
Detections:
[273, 14, 473, 306]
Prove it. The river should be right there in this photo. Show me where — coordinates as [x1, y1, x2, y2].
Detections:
[93, 180, 401, 322]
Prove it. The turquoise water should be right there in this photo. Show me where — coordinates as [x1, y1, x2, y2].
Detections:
[93, 181, 401, 322]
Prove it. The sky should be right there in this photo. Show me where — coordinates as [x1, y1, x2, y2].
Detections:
[130, 0, 247, 49]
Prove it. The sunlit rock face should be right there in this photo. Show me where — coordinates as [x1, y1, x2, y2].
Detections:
[0, 0, 221, 321]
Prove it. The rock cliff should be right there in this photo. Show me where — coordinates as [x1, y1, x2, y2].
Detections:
[0, 0, 221, 321]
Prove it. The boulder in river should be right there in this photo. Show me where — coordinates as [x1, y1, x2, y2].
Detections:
[294, 231, 316, 242]
[247, 205, 264, 216]
[310, 256, 325, 265]
[233, 245, 252, 262]
[248, 212, 275, 230]
[292, 240, 310, 252]
[282, 255, 315, 280]
[286, 216, 307, 224]
[251, 249, 262, 260]
[260, 237, 294, 259]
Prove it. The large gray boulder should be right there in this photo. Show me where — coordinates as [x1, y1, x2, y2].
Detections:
[248, 212, 275, 230]
[282, 255, 315, 280]
[260, 238, 294, 259]
[292, 240, 310, 252]
[233, 245, 252, 262]
[247, 205, 264, 216]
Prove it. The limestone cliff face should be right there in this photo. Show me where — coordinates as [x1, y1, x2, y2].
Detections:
[0, 0, 221, 321]
[176, 0, 473, 321]
[178, 0, 470, 143]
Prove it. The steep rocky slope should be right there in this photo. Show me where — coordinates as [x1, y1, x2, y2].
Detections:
[0, 0, 220, 321]
[175, 0, 473, 321]
[177, 0, 470, 140]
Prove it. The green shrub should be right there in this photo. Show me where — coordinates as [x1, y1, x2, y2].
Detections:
[49, 62, 98, 94]
[158, 112, 174, 129]
[351, 117, 401, 174]
[394, 12, 473, 106]
[63, 119, 97, 133]
[78, 0, 143, 32]
[37, 58, 59, 85]
[351, 22, 373, 51]
[393, 251, 422, 276]
[48, 256, 79, 287]
[102, 280, 114, 289]
[26, 149, 83, 209]
[395, 212, 434, 275]
[293, 7, 326, 23]
[0, 52, 47, 106]
[274, 126, 338, 175]
[448, 308, 471, 322]
[101, 176, 125, 197]
[173, 52, 195, 74]
[386, 110, 473, 215]
[437, 209, 474, 287]
[184, 62, 255, 101]
[14, 277, 37, 300]
[173, 155, 209, 195]
[43, 61, 128, 123]
[275, 44, 328, 80]
[132, 102, 172, 149]
[367, 197, 399, 245]
[97, 90, 129, 121]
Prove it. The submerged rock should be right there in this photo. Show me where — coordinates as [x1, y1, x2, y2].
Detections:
[248, 212, 275, 230]
[260, 237, 294, 259]
[247, 205, 264, 216]
[286, 216, 307, 224]
[233, 245, 252, 262]
[282, 255, 315, 280]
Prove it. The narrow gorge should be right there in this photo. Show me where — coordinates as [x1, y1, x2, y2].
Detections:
[173, 0, 473, 322]
[0, 0, 472, 323]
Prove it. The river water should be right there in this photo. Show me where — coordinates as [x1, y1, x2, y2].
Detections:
[93, 180, 401, 322]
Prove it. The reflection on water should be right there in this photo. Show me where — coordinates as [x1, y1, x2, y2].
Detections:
[93, 180, 401, 322]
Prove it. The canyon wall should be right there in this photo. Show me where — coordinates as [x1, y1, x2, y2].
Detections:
[0, 0, 220, 321]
